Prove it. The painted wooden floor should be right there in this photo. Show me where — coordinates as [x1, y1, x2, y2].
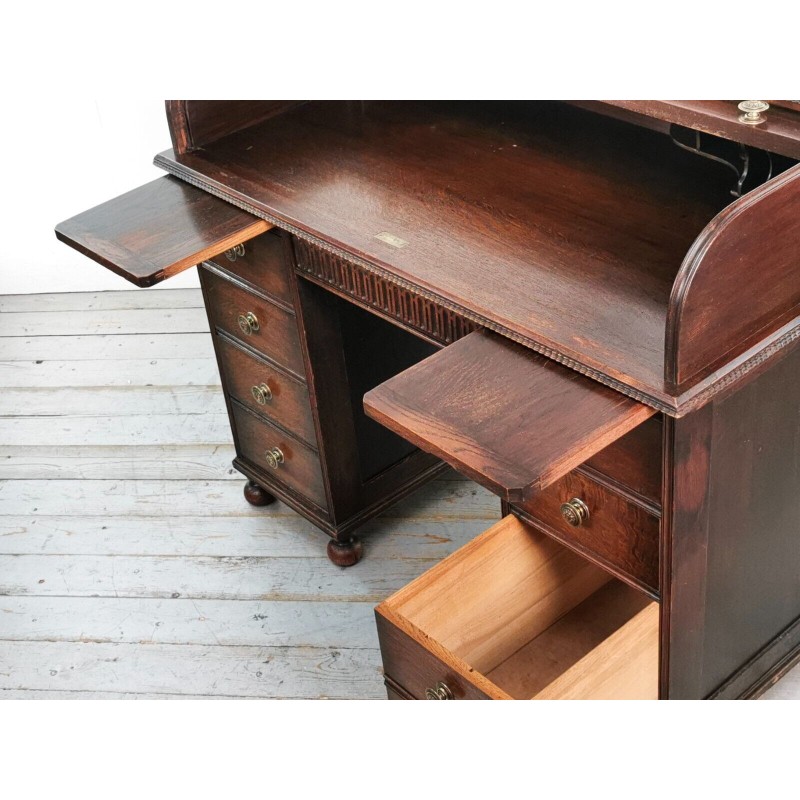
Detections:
[0, 288, 796, 700]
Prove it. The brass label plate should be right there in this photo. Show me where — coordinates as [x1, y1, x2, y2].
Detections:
[374, 232, 408, 248]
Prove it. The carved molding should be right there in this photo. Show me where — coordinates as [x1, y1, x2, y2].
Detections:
[293, 240, 476, 346]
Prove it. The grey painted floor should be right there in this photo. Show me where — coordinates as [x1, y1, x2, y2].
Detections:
[0, 288, 795, 699]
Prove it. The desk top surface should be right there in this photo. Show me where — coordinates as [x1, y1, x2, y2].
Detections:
[157, 102, 738, 408]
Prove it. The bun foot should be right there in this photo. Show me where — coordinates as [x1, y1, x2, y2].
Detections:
[243, 480, 276, 507]
[327, 537, 363, 567]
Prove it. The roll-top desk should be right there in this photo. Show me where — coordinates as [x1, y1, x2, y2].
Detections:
[56, 100, 800, 699]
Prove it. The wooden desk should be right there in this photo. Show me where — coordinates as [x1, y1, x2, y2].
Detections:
[56, 100, 800, 699]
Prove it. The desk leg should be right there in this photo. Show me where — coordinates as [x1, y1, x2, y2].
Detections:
[327, 537, 364, 567]
[243, 479, 276, 507]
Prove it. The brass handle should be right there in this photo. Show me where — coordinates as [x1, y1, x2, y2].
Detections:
[251, 382, 273, 405]
[738, 100, 769, 125]
[224, 243, 247, 261]
[265, 447, 285, 470]
[237, 311, 259, 336]
[425, 681, 454, 700]
[560, 497, 590, 527]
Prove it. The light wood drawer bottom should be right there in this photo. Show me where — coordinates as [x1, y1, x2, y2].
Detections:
[376, 515, 659, 700]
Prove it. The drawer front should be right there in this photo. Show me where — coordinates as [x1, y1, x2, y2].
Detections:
[210, 230, 293, 305]
[232, 401, 327, 510]
[583, 416, 662, 506]
[375, 610, 493, 700]
[515, 470, 659, 593]
[202, 267, 305, 378]
[217, 336, 316, 447]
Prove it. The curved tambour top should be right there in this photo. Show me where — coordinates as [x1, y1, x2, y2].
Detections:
[666, 162, 800, 393]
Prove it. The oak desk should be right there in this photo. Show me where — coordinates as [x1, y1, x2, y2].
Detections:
[56, 100, 800, 699]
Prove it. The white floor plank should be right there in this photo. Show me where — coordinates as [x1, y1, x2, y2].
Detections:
[0, 640, 384, 699]
[0, 511, 490, 559]
[0, 689, 248, 699]
[0, 444, 237, 480]
[0, 289, 204, 313]
[0, 478, 499, 519]
[0, 307, 210, 337]
[0, 358, 219, 387]
[0, 596, 377, 649]
[0, 386, 226, 419]
[1, 413, 233, 446]
[1, 333, 214, 361]
[0, 553, 450, 603]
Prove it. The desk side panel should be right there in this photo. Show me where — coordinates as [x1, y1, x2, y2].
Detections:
[165, 101, 305, 155]
[663, 341, 800, 698]
[666, 163, 800, 390]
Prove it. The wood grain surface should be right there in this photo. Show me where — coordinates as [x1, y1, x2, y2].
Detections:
[55, 175, 270, 287]
[364, 330, 655, 502]
[156, 101, 731, 398]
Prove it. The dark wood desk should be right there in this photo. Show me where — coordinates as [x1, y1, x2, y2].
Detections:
[56, 100, 800, 699]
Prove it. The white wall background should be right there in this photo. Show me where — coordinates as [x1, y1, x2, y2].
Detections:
[1, 99, 201, 295]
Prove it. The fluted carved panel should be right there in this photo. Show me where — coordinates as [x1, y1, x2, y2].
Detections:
[294, 239, 476, 345]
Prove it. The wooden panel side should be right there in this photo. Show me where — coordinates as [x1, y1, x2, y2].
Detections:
[172, 101, 305, 151]
[365, 330, 655, 502]
[534, 602, 659, 700]
[165, 100, 191, 155]
[663, 344, 800, 698]
[666, 163, 800, 390]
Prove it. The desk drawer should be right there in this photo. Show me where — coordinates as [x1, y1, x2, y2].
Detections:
[217, 335, 316, 448]
[210, 230, 293, 306]
[201, 266, 305, 378]
[376, 515, 659, 700]
[514, 471, 660, 594]
[232, 401, 327, 510]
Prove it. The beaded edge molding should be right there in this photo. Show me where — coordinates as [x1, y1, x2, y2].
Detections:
[155, 155, 800, 418]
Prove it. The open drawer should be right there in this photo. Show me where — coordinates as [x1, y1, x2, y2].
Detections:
[364, 330, 656, 504]
[376, 515, 659, 700]
[55, 175, 271, 287]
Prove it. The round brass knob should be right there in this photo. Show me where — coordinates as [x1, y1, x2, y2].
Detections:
[425, 681, 454, 700]
[738, 100, 769, 125]
[237, 311, 259, 336]
[251, 382, 273, 405]
[265, 447, 285, 470]
[560, 497, 590, 527]
[224, 243, 246, 261]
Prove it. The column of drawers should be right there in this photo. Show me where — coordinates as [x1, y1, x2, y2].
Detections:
[199, 231, 329, 516]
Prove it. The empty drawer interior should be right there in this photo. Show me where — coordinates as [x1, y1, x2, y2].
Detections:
[382, 515, 659, 699]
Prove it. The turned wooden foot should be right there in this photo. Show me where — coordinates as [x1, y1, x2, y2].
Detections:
[243, 480, 276, 507]
[327, 537, 363, 567]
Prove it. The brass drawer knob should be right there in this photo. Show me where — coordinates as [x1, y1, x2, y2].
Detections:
[224, 243, 247, 261]
[251, 382, 273, 405]
[265, 447, 285, 470]
[425, 681, 454, 700]
[237, 311, 259, 336]
[738, 100, 769, 125]
[560, 497, 590, 527]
